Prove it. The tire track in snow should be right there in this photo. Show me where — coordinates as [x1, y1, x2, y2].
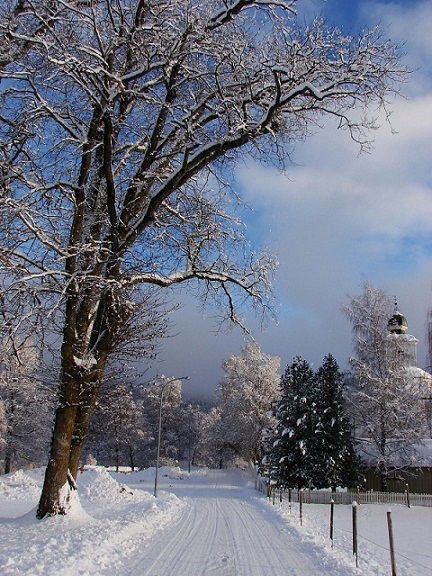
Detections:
[129, 496, 222, 576]
[213, 492, 337, 575]
[125, 469, 354, 576]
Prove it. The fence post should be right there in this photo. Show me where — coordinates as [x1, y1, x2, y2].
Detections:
[329, 499, 334, 548]
[387, 509, 397, 576]
[352, 501, 358, 568]
[299, 489, 303, 526]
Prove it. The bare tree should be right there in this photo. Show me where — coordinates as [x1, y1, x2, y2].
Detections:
[85, 381, 147, 472]
[178, 403, 204, 472]
[0, 324, 53, 474]
[0, 1, 408, 516]
[197, 406, 238, 469]
[217, 343, 280, 463]
[342, 284, 426, 491]
[141, 377, 185, 466]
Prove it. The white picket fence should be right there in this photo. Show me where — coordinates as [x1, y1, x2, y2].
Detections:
[257, 477, 432, 507]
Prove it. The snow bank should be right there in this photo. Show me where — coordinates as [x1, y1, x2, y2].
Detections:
[77, 466, 136, 502]
[264, 495, 432, 575]
[0, 466, 186, 576]
[0, 469, 42, 500]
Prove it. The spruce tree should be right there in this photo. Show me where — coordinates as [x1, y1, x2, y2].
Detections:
[313, 354, 362, 489]
[270, 357, 316, 489]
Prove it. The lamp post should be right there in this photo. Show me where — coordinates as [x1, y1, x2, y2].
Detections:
[154, 375, 189, 497]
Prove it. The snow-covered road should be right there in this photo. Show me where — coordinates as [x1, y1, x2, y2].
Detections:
[124, 469, 354, 576]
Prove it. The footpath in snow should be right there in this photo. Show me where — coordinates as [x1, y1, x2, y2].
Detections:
[0, 465, 431, 575]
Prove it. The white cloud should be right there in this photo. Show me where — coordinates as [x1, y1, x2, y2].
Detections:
[361, 0, 432, 94]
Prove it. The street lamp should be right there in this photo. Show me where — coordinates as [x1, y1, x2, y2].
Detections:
[154, 375, 189, 497]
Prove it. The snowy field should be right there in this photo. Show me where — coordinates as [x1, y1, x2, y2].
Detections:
[0, 465, 431, 575]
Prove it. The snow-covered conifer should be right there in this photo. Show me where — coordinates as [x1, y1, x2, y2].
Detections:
[268, 356, 315, 489]
[312, 354, 362, 490]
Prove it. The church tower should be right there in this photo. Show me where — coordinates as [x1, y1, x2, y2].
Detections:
[386, 300, 432, 437]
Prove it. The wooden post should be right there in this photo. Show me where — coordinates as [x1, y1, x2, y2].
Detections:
[272, 486, 276, 505]
[352, 501, 358, 568]
[288, 488, 292, 514]
[387, 509, 398, 576]
[299, 489, 303, 526]
[330, 499, 335, 548]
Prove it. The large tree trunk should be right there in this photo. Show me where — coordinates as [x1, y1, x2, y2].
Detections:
[37, 290, 113, 518]
[4, 410, 14, 474]
[36, 380, 79, 518]
[4, 445, 12, 475]
[37, 370, 108, 517]
[69, 401, 99, 479]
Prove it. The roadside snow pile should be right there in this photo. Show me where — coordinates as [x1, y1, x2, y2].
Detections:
[110, 465, 197, 486]
[0, 469, 41, 500]
[77, 466, 136, 502]
[0, 466, 186, 576]
[159, 466, 187, 480]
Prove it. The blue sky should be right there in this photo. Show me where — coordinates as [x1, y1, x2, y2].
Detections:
[151, 0, 432, 400]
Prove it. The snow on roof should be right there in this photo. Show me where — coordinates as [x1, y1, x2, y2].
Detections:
[357, 439, 432, 467]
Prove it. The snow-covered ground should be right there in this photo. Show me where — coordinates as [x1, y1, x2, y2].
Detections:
[0, 465, 431, 575]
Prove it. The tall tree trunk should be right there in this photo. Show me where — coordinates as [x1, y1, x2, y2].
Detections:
[4, 408, 14, 474]
[69, 403, 97, 479]
[36, 376, 79, 518]
[37, 290, 113, 518]
[37, 371, 108, 516]
[4, 445, 12, 475]
[129, 445, 135, 472]
[69, 379, 105, 478]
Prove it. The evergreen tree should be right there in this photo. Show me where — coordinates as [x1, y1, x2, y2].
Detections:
[262, 354, 362, 490]
[270, 357, 315, 489]
[313, 354, 362, 490]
